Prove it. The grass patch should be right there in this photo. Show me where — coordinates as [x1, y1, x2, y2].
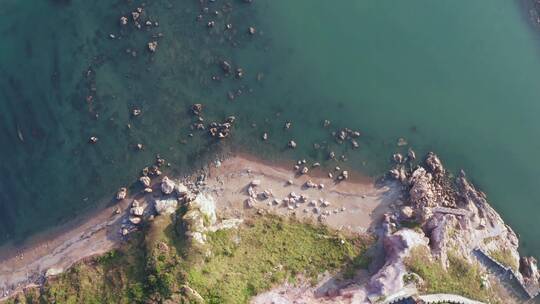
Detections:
[13, 232, 149, 304]
[404, 246, 501, 303]
[185, 215, 371, 304]
[489, 248, 519, 272]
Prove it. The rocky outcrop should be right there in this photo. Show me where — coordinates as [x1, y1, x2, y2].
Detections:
[182, 192, 217, 244]
[384, 151, 539, 299]
[154, 198, 178, 215]
[367, 229, 430, 298]
[424, 152, 445, 178]
[520, 256, 540, 283]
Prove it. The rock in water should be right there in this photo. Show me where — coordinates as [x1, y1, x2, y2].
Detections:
[154, 198, 178, 215]
[139, 176, 151, 187]
[147, 41, 158, 52]
[424, 152, 445, 177]
[161, 176, 175, 194]
[116, 187, 127, 200]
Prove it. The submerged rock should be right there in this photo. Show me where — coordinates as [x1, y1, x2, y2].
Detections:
[147, 41, 158, 52]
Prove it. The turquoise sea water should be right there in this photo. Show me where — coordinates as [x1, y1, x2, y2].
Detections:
[2, 0, 540, 259]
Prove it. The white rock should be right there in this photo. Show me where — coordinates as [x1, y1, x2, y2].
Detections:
[129, 216, 142, 225]
[190, 193, 217, 225]
[154, 198, 178, 215]
[139, 176, 151, 187]
[176, 183, 189, 196]
[116, 187, 127, 200]
[45, 267, 63, 277]
[161, 176, 175, 194]
[131, 206, 144, 216]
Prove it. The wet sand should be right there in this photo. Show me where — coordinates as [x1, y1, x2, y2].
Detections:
[0, 154, 398, 301]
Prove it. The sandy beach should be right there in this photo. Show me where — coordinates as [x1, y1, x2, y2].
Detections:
[0, 154, 396, 301]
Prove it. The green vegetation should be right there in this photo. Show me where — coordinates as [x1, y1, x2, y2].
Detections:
[5, 214, 371, 304]
[187, 216, 371, 303]
[489, 248, 519, 272]
[404, 246, 502, 303]
[7, 232, 148, 304]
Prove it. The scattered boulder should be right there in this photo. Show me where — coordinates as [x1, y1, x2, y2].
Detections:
[407, 148, 416, 161]
[139, 176, 151, 187]
[116, 187, 127, 200]
[148, 41, 158, 52]
[393, 153, 403, 164]
[209, 116, 235, 139]
[397, 137, 408, 146]
[131, 206, 144, 216]
[191, 103, 203, 116]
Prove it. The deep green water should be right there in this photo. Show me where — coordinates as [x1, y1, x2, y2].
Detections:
[1, 0, 540, 258]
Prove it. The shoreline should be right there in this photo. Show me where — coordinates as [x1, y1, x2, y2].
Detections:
[0, 152, 391, 301]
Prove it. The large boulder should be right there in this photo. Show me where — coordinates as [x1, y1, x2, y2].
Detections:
[520, 256, 540, 282]
[176, 182, 189, 196]
[408, 167, 436, 209]
[154, 198, 178, 215]
[161, 176, 176, 195]
[182, 193, 218, 244]
[116, 187, 127, 200]
[424, 152, 445, 178]
[367, 229, 430, 298]
[189, 193, 217, 225]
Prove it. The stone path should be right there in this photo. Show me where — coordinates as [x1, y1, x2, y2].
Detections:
[419, 293, 485, 304]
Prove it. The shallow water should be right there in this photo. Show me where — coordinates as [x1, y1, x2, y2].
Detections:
[1, 0, 540, 259]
